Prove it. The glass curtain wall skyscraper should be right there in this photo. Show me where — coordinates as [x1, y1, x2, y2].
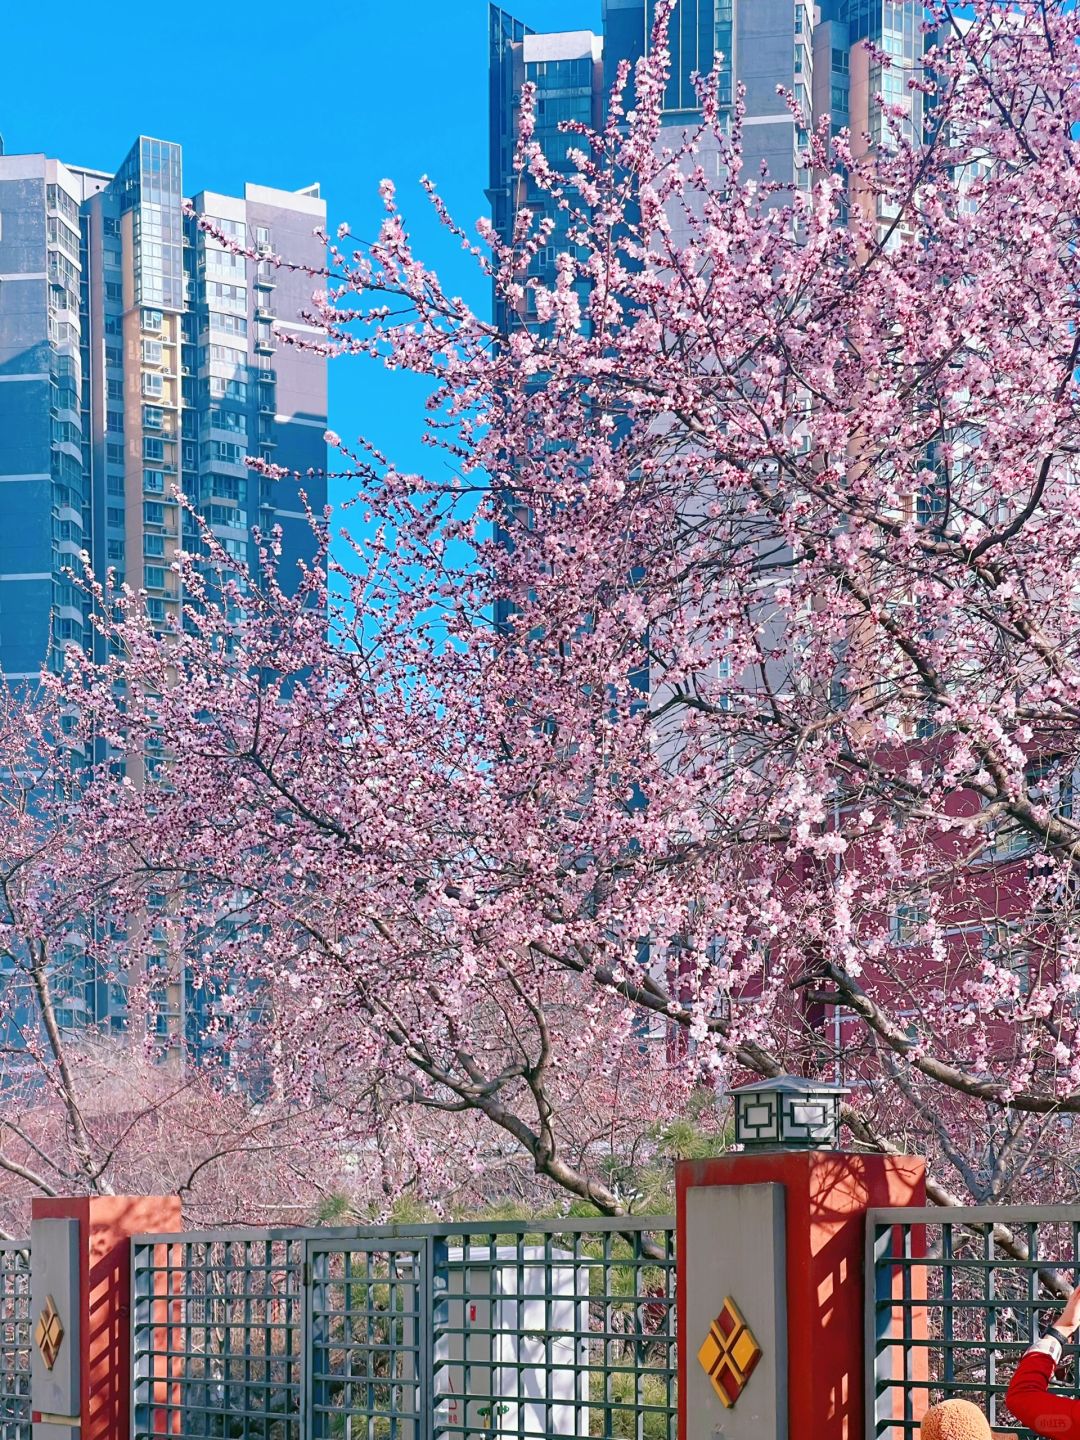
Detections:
[488, 8, 602, 335]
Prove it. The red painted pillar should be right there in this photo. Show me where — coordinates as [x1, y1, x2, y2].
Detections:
[676, 1150, 926, 1439]
[32, 1195, 181, 1440]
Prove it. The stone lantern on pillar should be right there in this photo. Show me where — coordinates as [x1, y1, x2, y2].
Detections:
[729, 1074, 850, 1151]
[676, 1074, 925, 1440]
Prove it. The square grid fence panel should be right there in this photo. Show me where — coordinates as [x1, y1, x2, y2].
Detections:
[132, 1218, 676, 1440]
[131, 1232, 306, 1440]
[308, 1237, 428, 1440]
[428, 1220, 676, 1440]
[867, 1205, 1080, 1439]
[0, 1242, 30, 1440]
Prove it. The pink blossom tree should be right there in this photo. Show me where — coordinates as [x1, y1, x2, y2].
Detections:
[0, 682, 333, 1234]
[10, 0, 1080, 1224]
[0, 683, 551, 1234]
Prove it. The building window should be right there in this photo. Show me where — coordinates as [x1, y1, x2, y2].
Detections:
[206, 216, 244, 241]
[143, 502, 165, 526]
[142, 340, 163, 366]
[143, 437, 165, 462]
[892, 898, 929, 946]
[210, 408, 246, 434]
[210, 312, 248, 339]
[107, 474, 125, 496]
[144, 566, 165, 589]
[982, 924, 1031, 996]
[207, 474, 242, 501]
[144, 534, 165, 557]
[107, 506, 125, 529]
[205, 249, 246, 276]
[208, 376, 248, 402]
[1026, 757, 1074, 821]
[46, 185, 78, 224]
[141, 308, 164, 332]
[143, 469, 165, 494]
[203, 440, 235, 466]
[206, 281, 247, 308]
[142, 373, 164, 399]
[107, 378, 124, 401]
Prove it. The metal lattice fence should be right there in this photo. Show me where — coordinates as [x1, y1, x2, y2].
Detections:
[131, 1218, 676, 1440]
[308, 1237, 428, 1439]
[427, 1222, 676, 1440]
[131, 1232, 306, 1439]
[0, 1242, 30, 1440]
[867, 1205, 1080, 1439]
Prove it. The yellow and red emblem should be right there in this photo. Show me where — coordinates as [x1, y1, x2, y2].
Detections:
[34, 1294, 64, 1371]
[697, 1297, 761, 1408]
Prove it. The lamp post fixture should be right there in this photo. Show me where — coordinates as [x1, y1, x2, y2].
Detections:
[728, 1075, 850, 1151]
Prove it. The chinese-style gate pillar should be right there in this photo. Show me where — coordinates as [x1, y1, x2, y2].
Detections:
[677, 1078, 926, 1439]
[30, 1195, 181, 1440]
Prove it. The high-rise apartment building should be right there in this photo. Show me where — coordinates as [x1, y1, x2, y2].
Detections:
[489, 8, 603, 334]
[489, 0, 815, 273]
[0, 153, 87, 680]
[488, 3, 935, 1066]
[486, 0, 928, 583]
[602, 0, 810, 192]
[0, 137, 327, 1051]
[489, 2, 928, 264]
[0, 135, 327, 683]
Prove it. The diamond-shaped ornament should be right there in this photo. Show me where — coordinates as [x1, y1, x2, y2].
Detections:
[35, 1295, 64, 1371]
[698, 1297, 761, 1408]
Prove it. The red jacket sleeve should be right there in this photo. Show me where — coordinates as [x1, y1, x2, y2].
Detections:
[1006, 1350, 1080, 1436]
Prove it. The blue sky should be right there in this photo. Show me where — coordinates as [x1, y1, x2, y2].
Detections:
[0, 0, 599, 525]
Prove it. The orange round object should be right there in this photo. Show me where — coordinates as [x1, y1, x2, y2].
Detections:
[920, 1400, 993, 1440]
